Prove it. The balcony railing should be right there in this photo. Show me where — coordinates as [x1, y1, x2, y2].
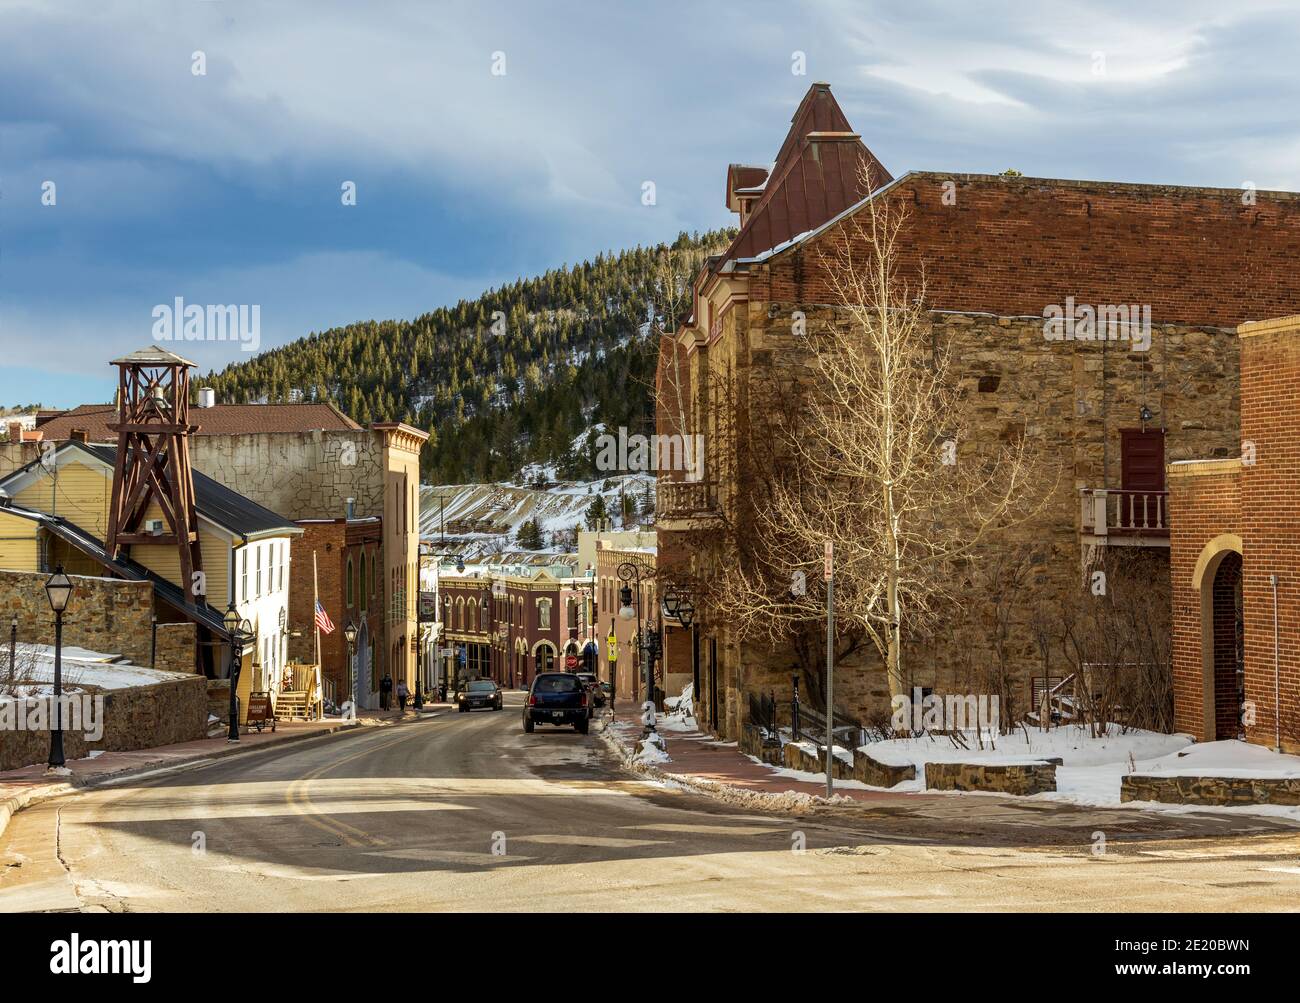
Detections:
[659, 479, 719, 518]
[1080, 488, 1169, 541]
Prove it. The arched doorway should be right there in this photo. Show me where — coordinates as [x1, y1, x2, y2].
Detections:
[513, 636, 528, 690]
[534, 641, 556, 676]
[1193, 535, 1244, 741]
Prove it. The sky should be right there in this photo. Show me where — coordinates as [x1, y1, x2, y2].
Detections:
[4, 0, 1300, 407]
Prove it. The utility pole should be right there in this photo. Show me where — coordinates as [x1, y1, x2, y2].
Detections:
[824, 540, 834, 799]
[436, 494, 450, 546]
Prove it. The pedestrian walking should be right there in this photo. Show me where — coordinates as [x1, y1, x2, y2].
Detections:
[396, 679, 409, 711]
[380, 672, 393, 710]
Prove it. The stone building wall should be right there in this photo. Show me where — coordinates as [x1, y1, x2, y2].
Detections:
[0, 675, 208, 772]
[675, 308, 1239, 738]
[0, 569, 155, 666]
[190, 430, 384, 521]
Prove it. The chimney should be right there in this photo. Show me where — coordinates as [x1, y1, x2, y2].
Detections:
[345, 497, 355, 520]
[6, 422, 20, 443]
[70, 428, 88, 444]
[197, 387, 215, 408]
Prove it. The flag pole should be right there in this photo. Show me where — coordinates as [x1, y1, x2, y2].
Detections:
[313, 550, 321, 669]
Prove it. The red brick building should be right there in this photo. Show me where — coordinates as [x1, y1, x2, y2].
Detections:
[1168, 315, 1300, 753]
[289, 517, 384, 708]
[439, 565, 569, 690]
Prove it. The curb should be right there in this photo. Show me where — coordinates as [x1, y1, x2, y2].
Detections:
[0, 712, 435, 843]
[599, 718, 860, 813]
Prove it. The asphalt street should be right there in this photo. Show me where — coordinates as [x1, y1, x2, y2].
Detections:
[3, 692, 1299, 912]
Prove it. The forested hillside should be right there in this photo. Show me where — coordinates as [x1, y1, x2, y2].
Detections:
[203, 229, 734, 483]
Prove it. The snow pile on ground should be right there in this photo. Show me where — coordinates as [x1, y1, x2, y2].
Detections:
[635, 731, 671, 765]
[861, 724, 1190, 770]
[665, 682, 693, 717]
[1133, 740, 1300, 779]
[856, 724, 1197, 803]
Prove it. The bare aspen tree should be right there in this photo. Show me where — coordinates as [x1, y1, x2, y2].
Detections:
[718, 168, 1052, 702]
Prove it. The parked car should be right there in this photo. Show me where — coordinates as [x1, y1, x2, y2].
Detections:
[523, 672, 590, 734]
[575, 672, 604, 707]
[458, 678, 502, 712]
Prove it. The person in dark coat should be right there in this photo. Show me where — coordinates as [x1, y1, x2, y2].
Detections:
[380, 672, 393, 710]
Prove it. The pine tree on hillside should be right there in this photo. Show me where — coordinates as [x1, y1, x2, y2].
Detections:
[202, 229, 736, 484]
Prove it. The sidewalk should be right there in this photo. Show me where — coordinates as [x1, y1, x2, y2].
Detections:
[0, 702, 451, 841]
[604, 707, 925, 805]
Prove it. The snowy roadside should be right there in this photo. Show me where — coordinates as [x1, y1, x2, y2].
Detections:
[599, 712, 860, 812]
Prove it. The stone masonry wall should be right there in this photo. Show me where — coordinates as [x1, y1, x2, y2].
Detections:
[0, 675, 208, 772]
[0, 569, 155, 666]
[190, 430, 384, 521]
[720, 308, 1237, 734]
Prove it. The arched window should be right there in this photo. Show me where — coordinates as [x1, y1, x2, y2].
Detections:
[456, 596, 464, 630]
[346, 557, 354, 608]
[538, 598, 551, 630]
[468, 597, 478, 632]
[359, 552, 367, 612]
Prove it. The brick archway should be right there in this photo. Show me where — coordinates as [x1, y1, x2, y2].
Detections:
[1192, 535, 1244, 741]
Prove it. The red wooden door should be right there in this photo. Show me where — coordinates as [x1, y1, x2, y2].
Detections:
[1120, 429, 1165, 529]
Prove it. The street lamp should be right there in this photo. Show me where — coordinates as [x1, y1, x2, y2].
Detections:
[44, 566, 73, 772]
[616, 561, 657, 739]
[343, 621, 358, 717]
[222, 603, 253, 743]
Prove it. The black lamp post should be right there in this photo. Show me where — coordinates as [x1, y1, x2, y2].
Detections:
[343, 621, 358, 716]
[673, 592, 698, 718]
[222, 603, 252, 743]
[44, 567, 73, 772]
[617, 561, 657, 738]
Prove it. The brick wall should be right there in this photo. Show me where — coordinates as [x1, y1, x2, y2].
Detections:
[1168, 462, 1242, 740]
[1238, 323, 1300, 750]
[754, 174, 1300, 327]
[289, 521, 383, 705]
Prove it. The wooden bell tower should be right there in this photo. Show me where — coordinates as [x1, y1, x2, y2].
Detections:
[105, 347, 204, 599]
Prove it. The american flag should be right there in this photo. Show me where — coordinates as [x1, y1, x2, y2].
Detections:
[314, 600, 336, 635]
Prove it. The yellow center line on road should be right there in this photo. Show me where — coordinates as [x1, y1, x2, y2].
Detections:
[284, 724, 439, 848]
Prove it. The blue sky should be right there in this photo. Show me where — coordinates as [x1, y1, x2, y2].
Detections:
[4, 0, 1299, 407]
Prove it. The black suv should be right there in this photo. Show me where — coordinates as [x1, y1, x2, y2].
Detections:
[523, 672, 590, 733]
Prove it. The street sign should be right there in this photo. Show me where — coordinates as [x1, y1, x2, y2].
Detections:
[607, 632, 618, 662]
[565, 654, 578, 669]
[823, 540, 833, 581]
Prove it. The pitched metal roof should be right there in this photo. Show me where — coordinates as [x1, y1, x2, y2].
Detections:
[109, 346, 197, 367]
[721, 83, 892, 263]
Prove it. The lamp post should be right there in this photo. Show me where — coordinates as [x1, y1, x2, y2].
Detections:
[617, 560, 657, 739]
[343, 621, 358, 717]
[9, 615, 16, 683]
[44, 567, 73, 772]
[222, 603, 253, 743]
[672, 592, 698, 719]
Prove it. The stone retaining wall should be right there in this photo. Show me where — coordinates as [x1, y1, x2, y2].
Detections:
[854, 751, 917, 788]
[0, 675, 209, 772]
[739, 724, 783, 765]
[783, 741, 854, 780]
[1121, 773, 1300, 807]
[924, 759, 1061, 795]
